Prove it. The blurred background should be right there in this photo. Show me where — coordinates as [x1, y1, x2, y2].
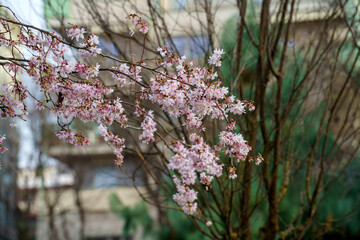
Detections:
[1, 0, 360, 239]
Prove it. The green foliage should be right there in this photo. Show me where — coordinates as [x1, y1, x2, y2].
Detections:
[219, 6, 360, 238]
[317, 159, 360, 235]
[109, 193, 153, 238]
[221, 8, 259, 90]
[109, 193, 211, 240]
[44, 0, 70, 20]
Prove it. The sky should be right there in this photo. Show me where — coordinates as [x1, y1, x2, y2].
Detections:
[2, 0, 45, 28]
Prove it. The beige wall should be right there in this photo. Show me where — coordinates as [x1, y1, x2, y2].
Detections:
[45, 0, 332, 50]
[33, 187, 151, 240]
[36, 212, 146, 240]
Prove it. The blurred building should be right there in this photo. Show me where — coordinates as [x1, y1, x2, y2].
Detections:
[43, 0, 330, 50]
[32, 1, 350, 240]
[17, 143, 149, 240]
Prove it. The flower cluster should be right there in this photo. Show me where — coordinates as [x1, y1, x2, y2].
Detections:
[112, 63, 130, 86]
[228, 166, 237, 179]
[168, 133, 223, 214]
[111, 64, 142, 86]
[66, 26, 101, 57]
[253, 153, 264, 165]
[129, 65, 143, 83]
[138, 110, 157, 143]
[141, 49, 252, 131]
[78, 34, 102, 57]
[0, 18, 131, 161]
[173, 176, 198, 215]
[126, 14, 149, 36]
[219, 131, 251, 162]
[66, 25, 86, 41]
[0, 15, 263, 219]
[98, 124, 125, 166]
[0, 81, 27, 120]
[56, 130, 90, 147]
[208, 49, 225, 67]
[157, 46, 168, 57]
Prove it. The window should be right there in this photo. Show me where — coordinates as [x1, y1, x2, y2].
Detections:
[98, 38, 120, 57]
[169, 0, 189, 10]
[93, 167, 122, 189]
[165, 35, 210, 58]
[177, 0, 187, 9]
[170, 0, 203, 10]
[84, 160, 145, 189]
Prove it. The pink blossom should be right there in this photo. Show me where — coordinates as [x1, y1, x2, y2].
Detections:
[208, 49, 224, 67]
[130, 65, 142, 82]
[228, 100, 246, 115]
[138, 110, 157, 143]
[168, 134, 223, 214]
[228, 166, 237, 179]
[229, 173, 237, 179]
[126, 14, 148, 36]
[35, 101, 45, 110]
[157, 46, 168, 57]
[88, 34, 99, 45]
[56, 130, 90, 147]
[66, 26, 86, 41]
[200, 172, 213, 185]
[254, 153, 264, 165]
[98, 124, 125, 165]
[219, 131, 251, 162]
[172, 178, 198, 215]
[112, 63, 130, 86]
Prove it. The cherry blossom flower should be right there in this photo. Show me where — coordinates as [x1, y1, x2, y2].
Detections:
[98, 124, 125, 166]
[66, 26, 86, 41]
[56, 130, 90, 147]
[138, 110, 157, 143]
[254, 153, 264, 165]
[219, 131, 251, 162]
[88, 34, 99, 45]
[112, 63, 130, 86]
[168, 134, 223, 214]
[126, 14, 148, 36]
[208, 49, 225, 67]
[228, 166, 238, 179]
[157, 46, 168, 57]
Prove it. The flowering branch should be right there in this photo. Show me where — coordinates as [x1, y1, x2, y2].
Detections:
[0, 11, 261, 218]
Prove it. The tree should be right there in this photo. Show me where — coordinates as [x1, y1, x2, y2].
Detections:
[1, 0, 360, 239]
